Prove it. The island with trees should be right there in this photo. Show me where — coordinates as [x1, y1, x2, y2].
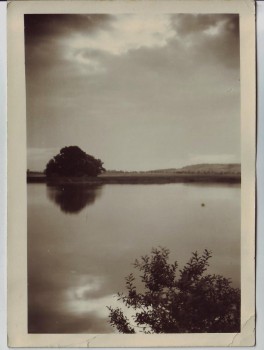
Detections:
[27, 146, 241, 184]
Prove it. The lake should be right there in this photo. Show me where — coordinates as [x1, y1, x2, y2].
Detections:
[28, 183, 240, 333]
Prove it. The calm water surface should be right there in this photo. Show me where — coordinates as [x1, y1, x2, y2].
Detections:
[28, 183, 240, 333]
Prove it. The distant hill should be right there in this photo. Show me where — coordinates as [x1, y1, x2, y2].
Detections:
[177, 163, 241, 174]
[105, 164, 241, 175]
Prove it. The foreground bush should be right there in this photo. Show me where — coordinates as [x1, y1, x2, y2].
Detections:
[108, 247, 240, 333]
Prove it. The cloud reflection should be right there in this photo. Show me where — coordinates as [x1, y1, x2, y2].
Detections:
[46, 184, 102, 214]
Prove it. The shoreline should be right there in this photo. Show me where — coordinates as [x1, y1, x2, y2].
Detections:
[27, 173, 241, 185]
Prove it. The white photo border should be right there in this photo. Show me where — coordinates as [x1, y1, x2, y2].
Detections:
[7, 0, 256, 347]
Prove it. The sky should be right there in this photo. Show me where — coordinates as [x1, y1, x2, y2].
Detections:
[25, 13, 240, 171]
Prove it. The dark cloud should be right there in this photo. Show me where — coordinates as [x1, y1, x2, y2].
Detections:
[24, 14, 114, 44]
[169, 14, 240, 69]
[24, 14, 114, 75]
[171, 14, 238, 37]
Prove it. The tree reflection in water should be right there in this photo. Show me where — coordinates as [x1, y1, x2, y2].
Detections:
[46, 184, 103, 214]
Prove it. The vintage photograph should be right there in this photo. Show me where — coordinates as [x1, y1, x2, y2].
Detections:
[25, 12, 242, 335]
[6, 0, 256, 346]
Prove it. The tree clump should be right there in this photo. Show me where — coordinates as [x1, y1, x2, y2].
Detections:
[108, 247, 240, 334]
[44, 146, 105, 177]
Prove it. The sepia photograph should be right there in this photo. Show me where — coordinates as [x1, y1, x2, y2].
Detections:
[7, 0, 256, 347]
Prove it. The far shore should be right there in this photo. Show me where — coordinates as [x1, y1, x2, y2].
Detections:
[27, 172, 241, 185]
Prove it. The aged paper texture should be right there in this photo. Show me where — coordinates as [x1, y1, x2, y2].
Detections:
[8, 0, 255, 347]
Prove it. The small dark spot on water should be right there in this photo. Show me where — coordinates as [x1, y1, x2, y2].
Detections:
[201, 203, 205, 207]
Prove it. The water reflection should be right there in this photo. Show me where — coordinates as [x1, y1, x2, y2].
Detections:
[28, 183, 240, 333]
[46, 184, 103, 214]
